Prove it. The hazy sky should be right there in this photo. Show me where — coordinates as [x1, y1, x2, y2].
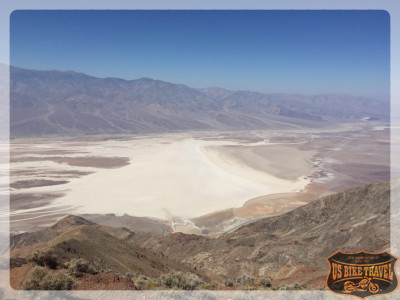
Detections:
[10, 10, 389, 97]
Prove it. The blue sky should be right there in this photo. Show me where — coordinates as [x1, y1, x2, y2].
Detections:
[10, 10, 389, 97]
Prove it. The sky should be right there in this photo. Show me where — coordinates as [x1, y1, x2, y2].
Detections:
[10, 10, 390, 97]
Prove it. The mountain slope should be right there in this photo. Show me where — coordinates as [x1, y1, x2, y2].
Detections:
[10, 216, 209, 281]
[10, 67, 389, 137]
[10, 180, 392, 289]
[129, 180, 391, 287]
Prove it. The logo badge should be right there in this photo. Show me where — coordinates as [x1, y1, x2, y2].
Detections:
[326, 250, 398, 298]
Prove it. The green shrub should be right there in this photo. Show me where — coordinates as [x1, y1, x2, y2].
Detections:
[30, 250, 58, 269]
[67, 258, 94, 277]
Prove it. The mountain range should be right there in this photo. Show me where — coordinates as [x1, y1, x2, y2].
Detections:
[10, 67, 389, 137]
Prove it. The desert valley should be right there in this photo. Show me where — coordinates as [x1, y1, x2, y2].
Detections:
[9, 123, 389, 236]
[0, 66, 392, 292]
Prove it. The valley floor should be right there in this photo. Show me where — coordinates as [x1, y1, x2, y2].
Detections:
[5, 122, 390, 235]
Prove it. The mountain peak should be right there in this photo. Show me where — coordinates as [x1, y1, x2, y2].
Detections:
[51, 215, 95, 230]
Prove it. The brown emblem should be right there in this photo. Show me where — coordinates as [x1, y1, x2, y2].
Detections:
[326, 250, 398, 298]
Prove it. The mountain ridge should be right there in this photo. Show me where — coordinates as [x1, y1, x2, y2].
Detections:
[10, 66, 389, 137]
[9, 66, 389, 100]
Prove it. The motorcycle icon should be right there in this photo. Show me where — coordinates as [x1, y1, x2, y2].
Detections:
[344, 277, 379, 293]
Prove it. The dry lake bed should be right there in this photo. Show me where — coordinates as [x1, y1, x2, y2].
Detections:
[6, 122, 390, 235]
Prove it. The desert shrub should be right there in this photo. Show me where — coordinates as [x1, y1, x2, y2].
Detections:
[157, 272, 203, 290]
[236, 275, 255, 286]
[239, 285, 256, 290]
[291, 282, 302, 290]
[279, 282, 303, 290]
[146, 280, 159, 289]
[279, 284, 288, 290]
[40, 272, 76, 290]
[30, 250, 58, 269]
[21, 267, 76, 290]
[131, 274, 150, 290]
[20, 266, 46, 289]
[130, 274, 159, 290]
[10, 257, 28, 269]
[200, 283, 217, 290]
[158, 273, 174, 288]
[258, 277, 272, 287]
[224, 279, 234, 287]
[135, 278, 148, 290]
[67, 258, 94, 277]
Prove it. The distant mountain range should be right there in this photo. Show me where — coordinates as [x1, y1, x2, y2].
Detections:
[10, 67, 389, 137]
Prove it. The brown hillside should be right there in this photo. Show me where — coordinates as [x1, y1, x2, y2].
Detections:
[10, 180, 392, 289]
[11, 217, 210, 288]
[128, 180, 391, 288]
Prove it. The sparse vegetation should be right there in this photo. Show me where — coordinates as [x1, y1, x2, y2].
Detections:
[21, 266, 77, 290]
[10, 257, 27, 269]
[236, 275, 255, 286]
[40, 272, 77, 290]
[129, 273, 159, 290]
[291, 282, 303, 290]
[224, 279, 234, 287]
[134, 278, 148, 290]
[20, 266, 46, 290]
[278, 282, 303, 290]
[157, 272, 203, 290]
[146, 280, 159, 289]
[199, 283, 217, 290]
[29, 250, 58, 269]
[66, 258, 95, 277]
[131, 274, 151, 290]
[257, 277, 272, 288]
